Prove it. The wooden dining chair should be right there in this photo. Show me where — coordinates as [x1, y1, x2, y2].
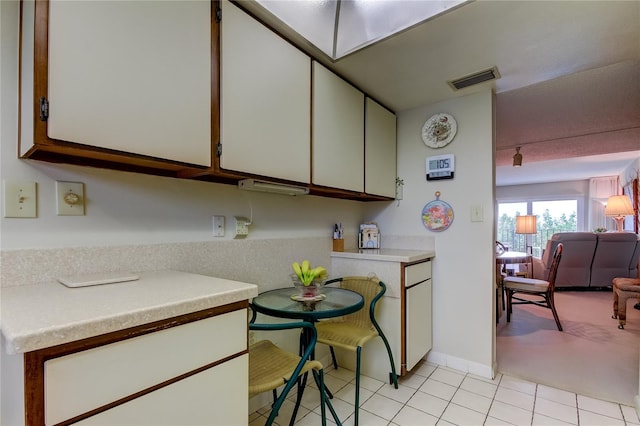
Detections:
[504, 243, 564, 331]
[315, 276, 398, 426]
[249, 316, 327, 426]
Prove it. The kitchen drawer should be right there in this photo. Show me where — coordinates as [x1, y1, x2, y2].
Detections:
[76, 355, 248, 425]
[45, 309, 247, 425]
[405, 261, 432, 286]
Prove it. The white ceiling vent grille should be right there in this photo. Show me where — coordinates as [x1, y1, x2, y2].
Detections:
[448, 66, 500, 91]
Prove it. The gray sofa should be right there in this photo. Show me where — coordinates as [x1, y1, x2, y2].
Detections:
[531, 232, 640, 289]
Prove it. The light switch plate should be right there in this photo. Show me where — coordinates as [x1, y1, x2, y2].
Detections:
[471, 205, 483, 222]
[3, 181, 37, 218]
[56, 181, 85, 216]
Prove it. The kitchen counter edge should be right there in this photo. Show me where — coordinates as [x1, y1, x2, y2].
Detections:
[331, 249, 435, 263]
[1, 270, 259, 355]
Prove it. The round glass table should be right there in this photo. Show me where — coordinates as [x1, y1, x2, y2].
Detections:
[251, 286, 364, 322]
[251, 286, 364, 425]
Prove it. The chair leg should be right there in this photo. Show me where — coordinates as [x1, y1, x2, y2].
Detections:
[370, 314, 399, 389]
[617, 292, 632, 329]
[506, 289, 512, 323]
[329, 346, 339, 369]
[547, 293, 563, 331]
[378, 332, 398, 389]
[318, 370, 327, 426]
[288, 374, 307, 426]
[355, 346, 361, 426]
[312, 370, 342, 426]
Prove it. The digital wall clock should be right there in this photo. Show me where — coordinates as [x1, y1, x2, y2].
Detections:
[426, 154, 455, 181]
[422, 113, 457, 148]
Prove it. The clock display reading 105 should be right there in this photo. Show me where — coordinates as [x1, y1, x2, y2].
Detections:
[426, 154, 455, 181]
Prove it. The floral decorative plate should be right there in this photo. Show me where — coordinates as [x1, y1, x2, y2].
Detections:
[422, 113, 457, 148]
[422, 192, 454, 232]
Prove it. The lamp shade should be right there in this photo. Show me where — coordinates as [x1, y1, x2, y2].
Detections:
[604, 195, 634, 217]
[605, 195, 634, 232]
[515, 215, 537, 234]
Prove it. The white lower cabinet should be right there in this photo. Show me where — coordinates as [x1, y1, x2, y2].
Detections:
[404, 262, 433, 371]
[330, 253, 433, 380]
[44, 310, 246, 425]
[76, 355, 247, 425]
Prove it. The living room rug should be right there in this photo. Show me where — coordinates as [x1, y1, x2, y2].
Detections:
[497, 290, 640, 406]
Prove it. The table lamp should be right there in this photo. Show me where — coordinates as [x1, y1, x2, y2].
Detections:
[516, 215, 537, 255]
[605, 195, 634, 232]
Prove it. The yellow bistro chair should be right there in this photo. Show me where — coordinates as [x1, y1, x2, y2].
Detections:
[315, 276, 398, 425]
[249, 319, 328, 426]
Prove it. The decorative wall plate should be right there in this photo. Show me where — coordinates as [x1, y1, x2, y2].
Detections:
[422, 113, 457, 148]
[422, 191, 454, 232]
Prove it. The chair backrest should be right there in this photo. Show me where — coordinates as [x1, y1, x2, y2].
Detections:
[546, 243, 564, 291]
[326, 276, 384, 330]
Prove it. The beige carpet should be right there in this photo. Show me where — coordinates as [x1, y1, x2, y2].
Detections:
[497, 290, 640, 406]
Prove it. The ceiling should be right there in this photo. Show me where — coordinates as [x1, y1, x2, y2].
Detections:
[241, 0, 640, 187]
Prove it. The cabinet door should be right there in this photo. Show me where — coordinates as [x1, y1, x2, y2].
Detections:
[312, 62, 364, 192]
[365, 98, 397, 197]
[405, 280, 432, 371]
[220, 0, 311, 183]
[76, 355, 247, 426]
[45, 310, 247, 424]
[45, 1, 211, 166]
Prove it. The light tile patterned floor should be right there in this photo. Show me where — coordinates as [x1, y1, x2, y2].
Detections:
[249, 361, 640, 426]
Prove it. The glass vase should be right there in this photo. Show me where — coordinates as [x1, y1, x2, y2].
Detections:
[291, 274, 324, 299]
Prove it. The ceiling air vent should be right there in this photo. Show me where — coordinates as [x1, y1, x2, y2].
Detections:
[448, 66, 500, 91]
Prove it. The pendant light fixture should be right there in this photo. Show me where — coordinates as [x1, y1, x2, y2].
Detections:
[513, 147, 523, 167]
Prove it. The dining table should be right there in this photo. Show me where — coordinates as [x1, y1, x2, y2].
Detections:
[496, 251, 534, 321]
[251, 286, 364, 425]
[496, 251, 533, 277]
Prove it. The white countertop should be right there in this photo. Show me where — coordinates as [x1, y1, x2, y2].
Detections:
[1, 270, 258, 355]
[331, 248, 435, 263]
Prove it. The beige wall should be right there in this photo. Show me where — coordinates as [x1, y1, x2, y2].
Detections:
[371, 91, 496, 377]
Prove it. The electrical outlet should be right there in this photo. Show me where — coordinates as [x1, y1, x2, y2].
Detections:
[3, 181, 37, 218]
[234, 216, 250, 239]
[213, 215, 225, 237]
[56, 181, 85, 216]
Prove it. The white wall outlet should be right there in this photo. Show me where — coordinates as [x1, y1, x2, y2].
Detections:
[56, 181, 85, 216]
[233, 216, 250, 239]
[213, 215, 225, 237]
[3, 181, 37, 218]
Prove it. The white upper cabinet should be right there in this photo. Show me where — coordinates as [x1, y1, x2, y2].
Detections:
[220, 0, 311, 183]
[365, 98, 397, 197]
[44, 0, 211, 166]
[312, 61, 365, 192]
